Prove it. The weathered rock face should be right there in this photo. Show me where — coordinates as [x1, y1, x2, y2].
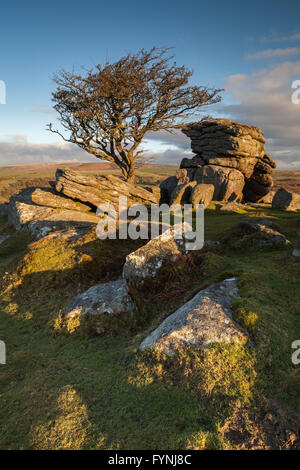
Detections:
[123, 225, 189, 292]
[8, 200, 55, 229]
[65, 280, 136, 319]
[31, 188, 91, 212]
[7, 187, 100, 232]
[139, 278, 248, 355]
[169, 181, 197, 205]
[55, 168, 158, 208]
[164, 119, 276, 204]
[159, 176, 178, 203]
[183, 119, 266, 157]
[292, 233, 300, 257]
[65, 279, 136, 333]
[27, 211, 100, 239]
[193, 165, 245, 201]
[190, 183, 214, 209]
[243, 163, 274, 201]
[7, 187, 92, 229]
[272, 188, 300, 211]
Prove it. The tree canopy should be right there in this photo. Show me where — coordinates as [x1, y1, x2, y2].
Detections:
[48, 47, 223, 182]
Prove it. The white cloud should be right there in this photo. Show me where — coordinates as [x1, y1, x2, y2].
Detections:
[261, 32, 300, 43]
[246, 47, 300, 60]
[0, 139, 95, 165]
[32, 106, 55, 114]
[142, 129, 192, 165]
[0, 136, 190, 167]
[218, 61, 300, 169]
[144, 148, 192, 165]
[144, 129, 190, 150]
[7, 135, 28, 144]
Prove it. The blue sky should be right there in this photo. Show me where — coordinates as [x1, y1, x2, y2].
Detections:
[0, 0, 300, 168]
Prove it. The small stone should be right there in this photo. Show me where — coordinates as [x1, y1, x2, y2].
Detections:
[272, 188, 300, 211]
[27, 210, 100, 239]
[220, 202, 244, 212]
[65, 279, 136, 320]
[223, 219, 289, 248]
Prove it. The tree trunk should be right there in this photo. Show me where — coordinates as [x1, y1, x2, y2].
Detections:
[125, 163, 136, 184]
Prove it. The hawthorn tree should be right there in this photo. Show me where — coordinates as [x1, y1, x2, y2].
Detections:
[48, 47, 222, 183]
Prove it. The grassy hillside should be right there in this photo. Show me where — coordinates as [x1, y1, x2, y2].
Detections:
[273, 171, 300, 194]
[0, 179, 299, 449]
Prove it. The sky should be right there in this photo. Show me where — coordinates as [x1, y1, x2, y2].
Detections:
[0, 0, 300, 169]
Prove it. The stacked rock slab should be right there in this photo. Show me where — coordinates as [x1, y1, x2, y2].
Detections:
[179, 119, 276, 203]
[6, 168, 159, 239]
[55, 168, 159, 208]
[7, 186, 99, 232]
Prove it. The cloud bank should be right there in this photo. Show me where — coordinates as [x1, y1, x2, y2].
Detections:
[246, 47, 300, 61]
[261, 32, 300, 43]
[0, 137, 94, 165]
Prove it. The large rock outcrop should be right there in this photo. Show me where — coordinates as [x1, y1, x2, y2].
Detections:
[163, 119, 276, 204]
[5, 168, 159, 239]
[139, 278, 248, 355]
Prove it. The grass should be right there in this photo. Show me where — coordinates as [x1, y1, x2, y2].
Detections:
[0, 169, 299, 449]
